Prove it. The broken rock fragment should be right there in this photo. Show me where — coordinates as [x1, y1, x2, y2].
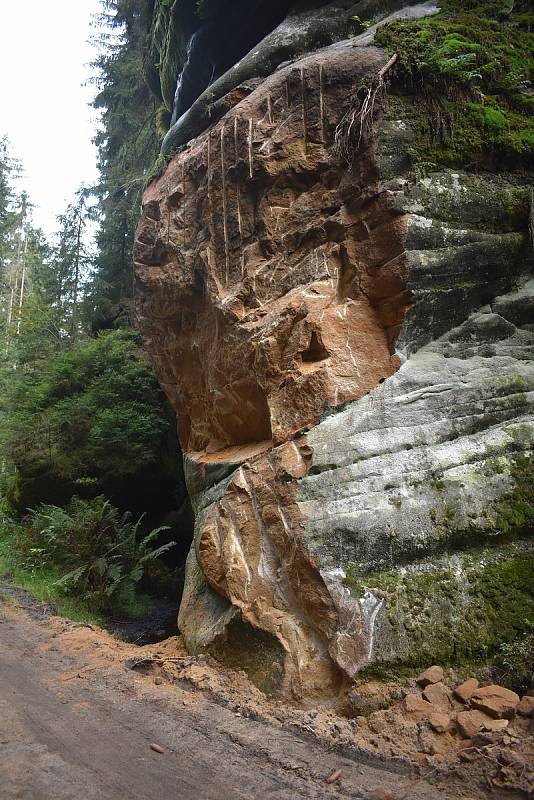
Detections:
[422, 681, 452, 711]
[456, 710, 509, 739]
[416, 666, 444, 687]
[516, 695, 534, 717]
[428, 711, 452, 734]
[470, 685, 520, 720]
[403, 694, 434, 720]
[453, 678, 479, 704]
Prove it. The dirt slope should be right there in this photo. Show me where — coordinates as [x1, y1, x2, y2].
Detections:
[0, 591, 530, 799]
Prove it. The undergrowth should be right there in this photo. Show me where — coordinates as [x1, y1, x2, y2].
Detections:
[374, 0, 534, 169]
[0, 495, 174, 617]
[0, 547, 104, 626]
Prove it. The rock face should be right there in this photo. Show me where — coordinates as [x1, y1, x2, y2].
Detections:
[138, 43, 407, 455]
[135, 3, 534, 697]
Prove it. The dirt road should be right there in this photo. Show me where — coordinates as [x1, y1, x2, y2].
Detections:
[0, 597, 427, 800]
[0, 590, 528, 800]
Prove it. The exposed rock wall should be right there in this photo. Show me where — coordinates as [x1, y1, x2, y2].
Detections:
[135, 4, 534, 698]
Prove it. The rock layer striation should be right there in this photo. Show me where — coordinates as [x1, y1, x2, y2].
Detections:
[135, 7, 534, 697]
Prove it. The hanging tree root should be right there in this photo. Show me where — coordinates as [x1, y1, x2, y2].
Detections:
[334, 53, 397, 166]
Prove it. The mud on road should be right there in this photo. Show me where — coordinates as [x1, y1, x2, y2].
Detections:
[0, 590, 531, 800]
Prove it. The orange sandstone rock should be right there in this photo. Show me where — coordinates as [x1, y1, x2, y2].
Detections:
[135, 46, 409, 456]
[453, 678, 479, 704]
[456, 710, 509, 739]
[403, 694, 434, 720]
[470, 685, 520, 720]
[422, 682, 453, 711]
[416, 666, 444, 687]
[517, 695, 534, 717]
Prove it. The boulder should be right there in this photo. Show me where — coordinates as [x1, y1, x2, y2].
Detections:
[428, 711, 452, 734]
[403, 694, 434, 720]
[416, 666, 444, 687]
[456, 710, 509, 739]
[517, 695, 534, 717]
[135, 0, 534, 696]
[470, 685, 520, 720]
[422, 681, 452, 711]
[453, 678, 479, 704]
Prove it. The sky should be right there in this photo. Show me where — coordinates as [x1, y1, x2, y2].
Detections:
[0, 0, 103, 236]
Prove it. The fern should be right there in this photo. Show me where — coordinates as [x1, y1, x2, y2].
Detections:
[20, 496, 175, 613]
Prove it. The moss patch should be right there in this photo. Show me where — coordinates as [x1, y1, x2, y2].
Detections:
[374, 0, 534, 169]
[492, 455, 534, 535]
[346, 541, 534, 676]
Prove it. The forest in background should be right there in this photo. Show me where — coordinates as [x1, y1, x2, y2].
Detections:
[0, 0, 192, 620]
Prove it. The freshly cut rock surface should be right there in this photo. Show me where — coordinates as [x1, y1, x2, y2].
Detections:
[422, 682, 452, 711]
[470, 686, 520, 720]
[456, 710, 509, 739]
[417, 666, 444, 687]
[454, 679, 479, 704]
[403, 694, 434, 720]
[428, 711, 452, 733]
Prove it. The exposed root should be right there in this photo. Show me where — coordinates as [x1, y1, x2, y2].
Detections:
[334, 54, 397, 166]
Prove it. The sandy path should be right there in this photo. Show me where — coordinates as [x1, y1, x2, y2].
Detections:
[0, 595, 460, 800]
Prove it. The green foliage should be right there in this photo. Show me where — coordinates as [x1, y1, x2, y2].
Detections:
[89, 1, 160, 328]
[1, 495, 174, 613]
[493, 456, 534, 535]
[494, 623, 534, 693]
[345, 542, 534, 672]
[0, 328, 174, 507]
[196, 0, 210, 18]
[156, 103, 172, 136]
[374, 0, 534, 167]
[149, 1, 187, 113]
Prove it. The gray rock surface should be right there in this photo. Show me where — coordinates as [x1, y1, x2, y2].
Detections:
[162, 1, 438, 154]
[138, 6, 534, 691]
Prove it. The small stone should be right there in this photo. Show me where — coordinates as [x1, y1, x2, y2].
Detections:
[154, 676, 164, 685]
[423, 682, 452, 711]
[472, 731, 497, 747]
[149, 743, 165, 754]
[456, 710, 487, 739]
[428, 711, 452, 733]
[330, 723, 342, 736]
[416, 666, 444, 687]
[454, 678, 479, 704]
[458, 748, 475, 763]
[470, 685, 519, 720]
[367, 789, 396, 800]
[326, 768, 342, 784]
[517, 695, 534, 717]
[485, 718, 509, 732]
[403, 694, 434, 720]
[497, 750, 524, 768]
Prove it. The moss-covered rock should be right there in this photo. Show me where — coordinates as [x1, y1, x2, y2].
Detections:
[345, 540, 534, 672]
[374, 0, 534, 168]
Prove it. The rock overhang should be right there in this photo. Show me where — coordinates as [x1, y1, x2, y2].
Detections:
[135, 6, 534, 697]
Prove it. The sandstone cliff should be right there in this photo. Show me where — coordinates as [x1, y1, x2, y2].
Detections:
[135, 0, 534, 698]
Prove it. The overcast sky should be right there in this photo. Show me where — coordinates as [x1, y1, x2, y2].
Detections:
[0, 0, 102, 235]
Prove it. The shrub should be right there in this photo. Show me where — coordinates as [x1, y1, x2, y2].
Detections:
[493, 623, 534, 694]
[0, 328, 184, 515]
[10, 496, 175, 613]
